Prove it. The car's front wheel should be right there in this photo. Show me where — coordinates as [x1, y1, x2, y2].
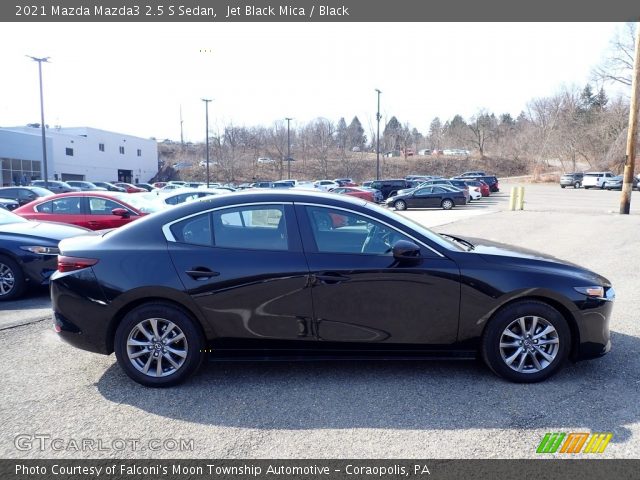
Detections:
[394, 200, 407, 211]
[574, 182, 581, 188]
[0, 255, 26, 301]
[441, 199, 454, 210]
[481, 300, 570, 383]
[115, 303, 205, 387]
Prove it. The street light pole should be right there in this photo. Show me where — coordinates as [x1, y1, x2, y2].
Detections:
[27, 56, 50, 188]
[202, 98, 212, 188]
[285, 117, 293, 179]
[375, 89, 382, 180]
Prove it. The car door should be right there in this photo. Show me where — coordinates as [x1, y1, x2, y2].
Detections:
[86, 196, 139, 229]
[410, 187, 435, 208]
[297, 204, 460, 346]
[167, 203, 314, 343]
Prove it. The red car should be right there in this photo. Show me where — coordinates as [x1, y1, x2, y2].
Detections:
[114, 182, 146, 193]
[331, 187, 375, 202]
[465, 179, 490, 197]
[13, 192, 162, 230]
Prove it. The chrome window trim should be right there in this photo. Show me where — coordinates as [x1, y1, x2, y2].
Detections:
[162, 201, 294, 243]
[297, 202, 444, 258]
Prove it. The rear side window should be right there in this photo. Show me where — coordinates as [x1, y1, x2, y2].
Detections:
[170, 213, 213, 246]
[171, 206, 288, 251]
[35, 197, 82, 214]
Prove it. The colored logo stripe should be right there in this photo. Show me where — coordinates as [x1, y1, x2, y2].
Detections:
[560, 433, 590, 453]
[584, 433, 613, 453]
[537, 432, 613, 454]
[537, 433, 566, 453]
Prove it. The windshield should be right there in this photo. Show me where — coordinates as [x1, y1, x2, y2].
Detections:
[0, 208, 29, 225]
[364, 202, 465, 252]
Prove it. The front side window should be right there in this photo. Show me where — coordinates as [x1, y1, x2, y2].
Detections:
[88, 197, 127, 215]
[305, 206, 412, 255]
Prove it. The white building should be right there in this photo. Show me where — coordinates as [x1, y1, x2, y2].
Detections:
[0, 125, 158, 187]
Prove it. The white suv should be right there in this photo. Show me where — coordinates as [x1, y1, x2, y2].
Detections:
[583, 171, 614, 189]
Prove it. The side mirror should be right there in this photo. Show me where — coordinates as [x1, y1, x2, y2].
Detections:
[111, 208, 130, 218]
[392, 240, 421, 260]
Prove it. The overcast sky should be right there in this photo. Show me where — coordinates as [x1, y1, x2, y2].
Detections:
[0, 22, 626, 142]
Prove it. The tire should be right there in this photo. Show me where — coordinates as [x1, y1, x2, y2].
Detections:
[481, 300, 570, 383]
[584, 186, 590, 190]
[0, 255, 26, 301]
[114, 303, 205, 387]
[560, 185, 565, 189]
[441, 199, 454, 210]
[393, 200, 407, 211]
[574, 182, 581, 189]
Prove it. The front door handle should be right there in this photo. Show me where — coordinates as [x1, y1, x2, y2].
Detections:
[185, 267, 220, 280]
[315, 273, 351, 285]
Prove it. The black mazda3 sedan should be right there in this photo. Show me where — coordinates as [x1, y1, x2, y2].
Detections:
[51, 190, 614, 387]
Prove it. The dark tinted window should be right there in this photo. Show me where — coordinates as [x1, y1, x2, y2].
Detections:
[170, 213, 213, 246]
[212, 205, 288, 251]
[305, 206, 412, 255]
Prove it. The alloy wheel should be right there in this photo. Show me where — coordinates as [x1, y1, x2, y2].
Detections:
[0, 262, 16, 297]
[499, 315, 559, 374]
[126, 318, 188, 377]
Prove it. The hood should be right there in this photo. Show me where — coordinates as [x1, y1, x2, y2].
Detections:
[453, 235, 611, 286]
[0, 220, 93, 242]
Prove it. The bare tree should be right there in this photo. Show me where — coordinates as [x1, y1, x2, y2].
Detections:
[592, 22, 637, 87]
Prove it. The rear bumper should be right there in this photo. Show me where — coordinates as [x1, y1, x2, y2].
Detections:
[50, 269, 112, 355]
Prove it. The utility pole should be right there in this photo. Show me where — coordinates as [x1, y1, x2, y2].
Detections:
[375, 89, 382, 180]
[27, 56, 50, 188]
[180, 105, 184, 145]
[202, 98, 212, 188]
[620, 25, 640, 214]
[285, 117, 293, 180]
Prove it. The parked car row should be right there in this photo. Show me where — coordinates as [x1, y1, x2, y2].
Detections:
[560, 171, 640, 190]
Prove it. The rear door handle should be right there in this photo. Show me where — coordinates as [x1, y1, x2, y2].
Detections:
[186, 267, 220, 280]
[315, 273, 351, 285]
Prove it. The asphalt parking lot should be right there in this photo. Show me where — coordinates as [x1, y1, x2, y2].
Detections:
[1, 182, 639, 459]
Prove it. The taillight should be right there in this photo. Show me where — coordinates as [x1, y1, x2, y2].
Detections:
[57, 256, 98, 273]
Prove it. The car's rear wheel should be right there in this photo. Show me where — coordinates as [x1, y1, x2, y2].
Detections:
[574, 182, 581, 188]
[560, 185, 566, 188]
[394, 200, 407, 211]
[441, 199, 454, 210]
[481, 300, 570, 383]
[115, 303, 205, 387]
[0, 255, 26, 301]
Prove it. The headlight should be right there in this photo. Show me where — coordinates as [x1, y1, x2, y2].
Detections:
[573, 286, 608, 299]
[19, 246, 60, 255]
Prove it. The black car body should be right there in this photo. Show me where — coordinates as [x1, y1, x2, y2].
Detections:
[0, 186, 54, 207]
[0, 208, 92, 300]
[51, 190, 614, 387]
[387, 186, 467, 210]
[369, 179, 414, 199]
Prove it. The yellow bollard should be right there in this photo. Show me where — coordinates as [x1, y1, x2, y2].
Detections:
[509, 187, 517, 211]
[517, 186, 525, 210]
